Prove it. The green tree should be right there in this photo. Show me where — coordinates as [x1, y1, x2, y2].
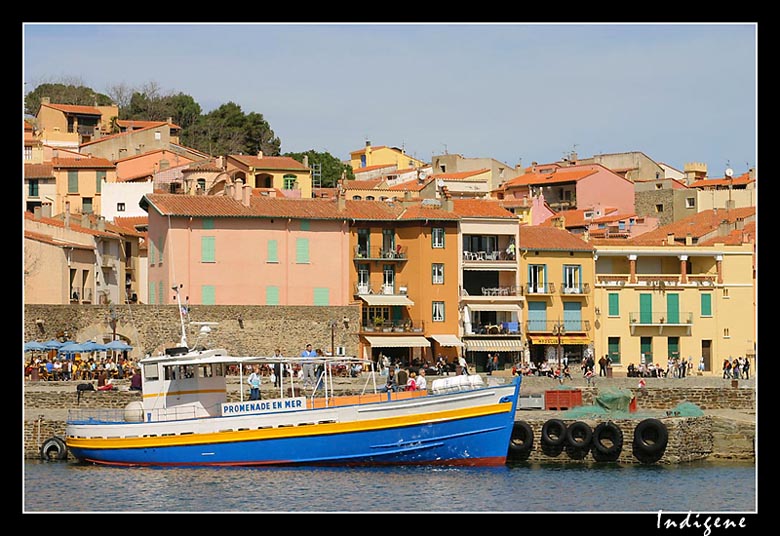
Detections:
[182, 102, 280, 157]
[24, 82, 113, 115]
[283, 150, 354, 188]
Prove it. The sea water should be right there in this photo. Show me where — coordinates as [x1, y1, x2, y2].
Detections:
[23, 459, 756, 514]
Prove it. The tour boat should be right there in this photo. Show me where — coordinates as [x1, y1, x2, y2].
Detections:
[65, 313, 521, 466]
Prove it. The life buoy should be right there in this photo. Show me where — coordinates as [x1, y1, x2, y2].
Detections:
[40, 436, 68, 461]
[633, 418, 668, 456]
[507, 421, 534, 457]
[565, 421, 593, 449]
[592, 421, 624, 457]
[541, 419, 567, 447]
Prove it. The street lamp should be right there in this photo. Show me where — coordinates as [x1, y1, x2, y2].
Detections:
[552, 320, 566, 369]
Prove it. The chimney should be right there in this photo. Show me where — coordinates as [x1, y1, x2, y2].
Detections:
[735, 217, 744, 230]
[81, 213, 90, 228]
[257, 150, 263, 159]
[748, 168, 755, 180]
[365, 140, 371, 147]
[685, 233, 693, 246]
[97, 218, 105, 231]
[42, 204, 51, 219]
[34, 206, 41, 219]
[337, 188, 346, 211]
[552, 216, 565, 230]
[303, 155, 309, 168]
[242, 184, 251, 207]
[42, 97, 50, 105]
[64, 202, 70, 227]
[233, 178, 244, 201]
[666, 232, 675, 245]
[167, 116, 173, 124]
[441, 186, 453, 212]
[718, 220, 731, 237]
[404, 190, 412, 201]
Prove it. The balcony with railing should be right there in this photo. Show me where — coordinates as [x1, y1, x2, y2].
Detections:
[596, 273, 718, 288]
[629, 311, 693, 334]
[353, 245, 408, 261]
[361, 318, 425, 334]
[70, 287, 93, 304]
[355, 282, 409, 296]
[525, 319, 591, 333]
[523, 282, 556, 296]
[560, 282, 591, 295]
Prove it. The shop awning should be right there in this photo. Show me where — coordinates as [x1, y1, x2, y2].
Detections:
[430, 334, 464, 347]
[529, 335, 591, 345]
[464, 339, 525, 351]
[359, 295, 414, 306]
[363, 335, 431, 348]
[465, 303, 522, 312]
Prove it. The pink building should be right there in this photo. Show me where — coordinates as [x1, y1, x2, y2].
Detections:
[141, 188, 351, 306]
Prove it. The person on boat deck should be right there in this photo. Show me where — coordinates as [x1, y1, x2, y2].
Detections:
[272, 349, 283, 388]
[301, 343, 317, 387]
[314, 349, 326, 392]
[248, 365, 262, 400]
[406, 372, 418, 391]
[129, 367, 142, 391]
[379, 367, 398, 392]
[458, 355, 468, 375]
[415, 368, 427, 390]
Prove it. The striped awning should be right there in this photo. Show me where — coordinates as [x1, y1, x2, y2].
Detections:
[464, 339, 525, 352]
[363, 335, 431, 348]
[430, 334, 464, 347]
[359, 295, 414, 306]
[465, 303, 522, 312]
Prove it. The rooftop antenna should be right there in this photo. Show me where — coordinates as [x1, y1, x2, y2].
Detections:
[443, 144, 448, 155]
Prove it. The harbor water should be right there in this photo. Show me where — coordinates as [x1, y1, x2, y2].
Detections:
[23, 459, 756, 514]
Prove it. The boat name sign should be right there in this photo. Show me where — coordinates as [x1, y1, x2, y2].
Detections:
[221, 397, 306, 416]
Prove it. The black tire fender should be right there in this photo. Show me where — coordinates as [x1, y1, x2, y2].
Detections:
[565, 421, 593, 449]
[40, 436, 68, 461]
[541, 419, 567, 447]
[633, 418, 669, 456]
[508, 420, 534, 455]
[592, 421, 624, 456]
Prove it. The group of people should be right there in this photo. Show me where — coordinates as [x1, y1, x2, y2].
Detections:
[379, 366, 428, 393]
[722, 356, 750, 379]
[25, 353, 134, 382]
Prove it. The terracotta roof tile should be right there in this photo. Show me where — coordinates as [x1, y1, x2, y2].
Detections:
[42, 103, 102, 115]
[344, 179, 386, 189]
[504, 166, 598, 188]
[230, 155, 308, 170]
[24, 229, 92, 249]
[24, 163, 54, 179]
[451, 199, 516, 218]
[430, 169, 490, 180]
[387, 178, 432, 191]
[353, 164, 394, 173]
[625, 207, 756, 246]
[117, 119, 181, 130]
[52, 156, 114, 169]
[80, 123, 165, 148]
[518, 225, 594, 251]
[689, 174, 754, 188]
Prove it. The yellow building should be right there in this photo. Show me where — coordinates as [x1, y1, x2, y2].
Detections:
[36, 98, 119, 148]
[349, 142, 426, 171]
[592, 237, 755, 375]
[518, 225, 596, 368]
[226, 153, 313, 198]
[51, 154, 117, 216]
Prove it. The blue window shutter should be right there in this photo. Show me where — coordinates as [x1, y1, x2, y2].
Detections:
[202, 285, 216, 305]
[267, 239, 278, 263]
[313, 288, 329, 305]
[266, 286, 280, 305]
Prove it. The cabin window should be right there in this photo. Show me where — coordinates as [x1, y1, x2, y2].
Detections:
[144, 363, 159, 381]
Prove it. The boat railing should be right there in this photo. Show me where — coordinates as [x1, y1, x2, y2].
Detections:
[67, 405, 204, 424]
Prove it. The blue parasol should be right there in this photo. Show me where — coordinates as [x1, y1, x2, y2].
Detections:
[42, 339, 64, 349]
[104, 340, 133, 351]
[80, 340, 108, 352]
[58, 341, 86, 357]
[24, 341, 46, 352]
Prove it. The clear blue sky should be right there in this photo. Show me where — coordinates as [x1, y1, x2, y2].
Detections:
[23, 23, 757, 177]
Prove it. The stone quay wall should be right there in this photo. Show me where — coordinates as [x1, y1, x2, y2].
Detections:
[576, 385, 755, 410]
[23, 304, 363, 359]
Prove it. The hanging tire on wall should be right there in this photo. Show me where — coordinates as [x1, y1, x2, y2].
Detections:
[565, 421, 593, 449]
[507, 421, 534, 461]
[632, 418, 668, 463]
[40, 436, 68, 461]
[592, 421, 624, 462]
[541, 419, 567, 448]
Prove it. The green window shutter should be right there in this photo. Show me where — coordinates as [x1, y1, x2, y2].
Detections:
[313, 287, 329, 306]
[607, 337, 621, 364]
[608, 293, 619, 316]
[267, 239, 278, 263]
[700, 293, 712, 316]
[202, 218, 214, 230]
[149, 281, 156, 304]
[666, 293, 680, 323]
[639, 293, 652, 324]
[266, 286, 280, 305]
[149, 239, 155, 265]
[159, 282, 164, 304]
[300, 219, 310, 231]
[296, 238, 310, 263]
[201, 236, 215, 263]
[202, 285, 216, 305]
[68, 170, 78, 193]
[96, 170, 105, 193]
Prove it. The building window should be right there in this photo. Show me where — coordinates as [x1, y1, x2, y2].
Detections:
[607, 337, 621, 364]
[563, 265, 581, 292]
[117, 202, 125, 212]
[24, 146, 32, 160]
[28, 180, 39, 197]
[432, 301, 445, 322]
[700, 293, 712, 317]
[201, 236, 216, 263]
[96, 170, 106, 193]
[82, 197, 93, 214]
[313, 288, 330, 306]
[432, 227, 445, 248]
[432, 263, 444, 284]
[267, 239, 278, 263]
[723, 328, 730, 338]
[202, 218, 215, 230]
[68, 170, 79, 193]
[283, 174, 297, 190]
[655, 183, 663, 190]
[686, 197, 696, 208]
[528, 264, 546, 293]
[655, 204, 664, 213]
[155, 130, 161, 141]
[266, 286, 280, 305]
[300, 219, 310, 231]
[197, 178, 206, 191]
[201, 285, 216, 305]
[608, 293, 619, 316]
[296, 238, 310, 263]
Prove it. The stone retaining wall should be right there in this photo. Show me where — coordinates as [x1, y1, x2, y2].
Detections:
[576, 386, 754, 410]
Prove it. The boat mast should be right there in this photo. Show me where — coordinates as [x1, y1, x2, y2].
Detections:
[172, 284, 188, 348]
